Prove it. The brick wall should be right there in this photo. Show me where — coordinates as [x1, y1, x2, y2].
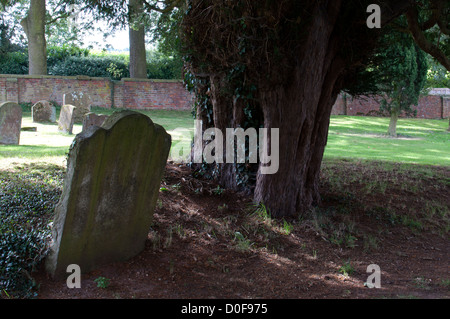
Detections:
[332, 89, 449, 119]
[113, 78, 193, 109]
[0, 74, 193, 110]
[1, 74, 446, 118]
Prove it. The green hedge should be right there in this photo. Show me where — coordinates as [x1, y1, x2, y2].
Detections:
[48, 56, 130, 80]
[0, 50, 29, 75]
[0, 45, 182, 80]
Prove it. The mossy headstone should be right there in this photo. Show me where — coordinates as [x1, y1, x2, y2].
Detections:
[82, 112, 109, 132]
[32, 100, 56, 123]
[0, 101, 22, 145]
[63, 92, 92, 123]
[46, 110, 171, 279]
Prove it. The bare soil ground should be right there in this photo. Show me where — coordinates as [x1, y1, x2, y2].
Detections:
[34, 161, 449, 299]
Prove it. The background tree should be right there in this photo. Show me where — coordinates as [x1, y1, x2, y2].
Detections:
[376, 32, 428, 137]
[20, 0, 47, 75]
[2, 0, 93, 75]
[82, 0, 183, 78]
[128, 0, 147, 78]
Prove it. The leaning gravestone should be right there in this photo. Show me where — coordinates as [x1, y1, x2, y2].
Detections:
[82, 112, 109, 132]
[45, 110, 171, 279]
[0, 101, 22, 145]
[57, 104, 76, 134]
[32, 100, 56, 123]
[63, 92, 92, 123]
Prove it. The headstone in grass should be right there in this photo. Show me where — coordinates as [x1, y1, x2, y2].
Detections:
[32, 100, 56, 123]
[0, 101, 22, 145]
[82, 112, 109, 132]
[63, 92, 92, 123]
[57, 104, 76, 134]
[45, 110, 171, 279]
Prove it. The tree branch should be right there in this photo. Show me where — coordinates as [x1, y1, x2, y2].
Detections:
[406, 6, 450, 71]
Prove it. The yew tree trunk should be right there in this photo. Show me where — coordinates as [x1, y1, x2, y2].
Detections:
[388, 111, 399, 137]
[21, 0, 47, 75]
[253, 11, 345, 218]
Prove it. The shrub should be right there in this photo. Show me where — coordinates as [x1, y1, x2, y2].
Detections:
[47, 45, 89, 67]
[0, 50, 29, 75]
[147, 52, 183, 79]
[48, 56, 130, 80]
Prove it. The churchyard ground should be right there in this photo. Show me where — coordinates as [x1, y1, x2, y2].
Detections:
[0, 107, 448, 299]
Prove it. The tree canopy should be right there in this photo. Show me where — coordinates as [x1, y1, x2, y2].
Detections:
[377, 30, 428, 136]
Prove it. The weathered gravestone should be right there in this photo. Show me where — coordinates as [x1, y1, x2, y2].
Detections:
[63, 92, 92, 123]
[57, 104, 76, 134]
[45, 110, 171, 279]
[0, 101, 22, 145]
[82, 112, 109, 132]
[32, 100, 56, 123]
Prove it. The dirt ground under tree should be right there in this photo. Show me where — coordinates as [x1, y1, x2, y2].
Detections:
[34, 161, 449, 299]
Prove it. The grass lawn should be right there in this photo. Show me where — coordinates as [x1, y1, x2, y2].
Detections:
[325, 116, 449, 166]
[0, 107, 195, 168]
[0, 109, 448, 167]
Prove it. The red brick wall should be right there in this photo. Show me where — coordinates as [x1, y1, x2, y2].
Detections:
[1, 74, 446, 117]
[0, 75, 193, 110]
[330, 93, 346, 115]
[2, 77, 19, 103]
[113, 79, 193, 109]
[332, 91, 449, 119]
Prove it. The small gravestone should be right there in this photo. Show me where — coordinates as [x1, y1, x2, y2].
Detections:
[82, 112, 109, 132]
[63, 92, 92, 123]
[0, 101, 22, 145]
[57, 105, 76, 134]
[45, 110, 171, 279]
[32, 100, 56, 123]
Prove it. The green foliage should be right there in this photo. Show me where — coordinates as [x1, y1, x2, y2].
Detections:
[377, 31, 428, 116]
[47, 45, 90, 67]
[48, 55, 130, 80]
[146, 51, 183, 79]
[426, 55, 450, 88]
[0, 50, 29, 74]
[339, 261, 355, 276]
[0, 44, 182, 80]
[94, 276, 111, 288]
[0, 166, 62, 299]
